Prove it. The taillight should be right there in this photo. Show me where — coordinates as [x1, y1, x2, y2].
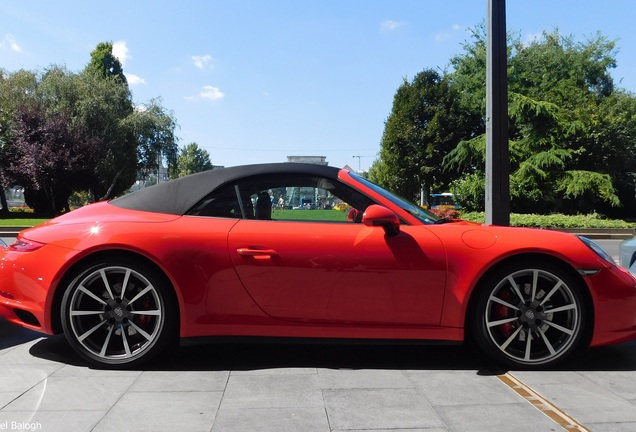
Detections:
[9, 238, 45, 252]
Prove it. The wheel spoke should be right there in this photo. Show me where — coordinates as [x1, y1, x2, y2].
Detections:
[78, 285, 107, 305]
[128, 321, 154, 341]
[131, 310, 161, 316]
[544, 320, 574, 336]
[545, 303, 576, 314]
[499, 325, 523, 351]
[99, 325, 115, 357]
[120, 269, 132, 299]
[507, 276, 525, 303]
[129, 285, 153, 305]
[78, 319, 108, 342]
[489, 295, 520, 311]
[539, 280, 564, 306]
[530, 270, 539, 302]
[524, 332, 533, 361]
[99, 269, 115, 300]
[537, 327, 557, 356]
[70, 310, 104, 316]
[121, 327, 132, 357]
[487, 316, 518, 328]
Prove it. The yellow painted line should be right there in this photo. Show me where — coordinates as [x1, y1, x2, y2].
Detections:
[498, 372, 590, 431]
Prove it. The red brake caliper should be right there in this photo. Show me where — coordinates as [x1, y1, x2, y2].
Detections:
[494, 289, 514, 337]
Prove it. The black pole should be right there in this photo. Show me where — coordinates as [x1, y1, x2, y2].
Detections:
[485, 0, 510, 225]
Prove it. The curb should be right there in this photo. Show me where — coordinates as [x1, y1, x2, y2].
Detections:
[552, 228, 634, 240]
[0, 226, 31, 237]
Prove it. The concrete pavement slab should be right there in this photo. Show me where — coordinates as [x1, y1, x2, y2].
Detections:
[0, 364, 63, 394]
[406, 370, 520, 406]
[585, 422, 636, 431]
[50, 364, 143, 378]
[323, 388, 445, 430]
[93, 391, 223, 432]
[514, 369, 636, 424]
[434, 403, 559, 432]
[331, 430, 445, 432]
[2, 376, 137, 412]
[212, 407, 330, 432]
[317, 368, 413, 389]
[221, 373, 324, 409]
[581, 371, 636, 401]
[0, 410, 105, 432]
[129, 370, 229, 392]
[514, 381, 636, 423]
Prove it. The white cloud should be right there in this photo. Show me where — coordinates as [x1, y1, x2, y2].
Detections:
[434, 25, 463, 43]
[0, 34, 23, 52]
[192, 54, 213, 70]
[200, 85, 224, 100]
[380, 20, 406, 32]
[126, 73, 145, 86]
[186, 85, 225, 101]
[523, 32, 542, 46]
[434, 32, 450, 42]
[112, 40, 131, 66]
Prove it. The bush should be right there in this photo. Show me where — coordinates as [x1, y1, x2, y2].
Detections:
[430, 208, 461, 219]
[460, 211, 634, 229]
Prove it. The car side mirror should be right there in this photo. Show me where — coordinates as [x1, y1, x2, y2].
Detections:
[362, 205, 400, 236]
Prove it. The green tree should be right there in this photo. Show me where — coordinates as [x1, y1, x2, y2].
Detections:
[177, 142, 213, 177]
[0, 69, 39, 214]
[85, 42, 128, 85]
[0, 68, 84, 214]
[9, 105, 79, 215]
[124, 98, 179, 181]
[374, 69, 476, 202]
[0, 42, 181, 213]
[80, 43, 137, 200]
[444, 28, 634, 215]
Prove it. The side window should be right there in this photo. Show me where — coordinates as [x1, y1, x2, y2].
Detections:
[188, 173, 374, 222]
[187, 183, 248, 218]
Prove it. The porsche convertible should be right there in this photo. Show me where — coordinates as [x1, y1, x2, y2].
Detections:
[1, 163, 635, 369]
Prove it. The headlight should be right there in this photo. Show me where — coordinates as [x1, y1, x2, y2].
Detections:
[578, 236, 615, 264]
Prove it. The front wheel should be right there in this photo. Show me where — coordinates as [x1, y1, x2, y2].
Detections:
[472, 261, 588, 369]
[61, 259, 177, 369]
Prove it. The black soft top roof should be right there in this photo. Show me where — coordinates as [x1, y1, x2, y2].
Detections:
[110, 163, 342, 215]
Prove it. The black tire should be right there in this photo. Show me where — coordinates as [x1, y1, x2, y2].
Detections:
[472, 260, 587, 369]
[61, 259, 177, 369]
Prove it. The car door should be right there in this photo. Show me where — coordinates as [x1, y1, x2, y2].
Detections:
[228, 219, 447, 326]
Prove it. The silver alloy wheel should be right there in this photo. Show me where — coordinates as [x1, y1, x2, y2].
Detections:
[66, 265, 164, 363]
[484, 268, 580, 366]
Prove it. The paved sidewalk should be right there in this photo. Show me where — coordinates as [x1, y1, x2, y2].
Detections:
[3, 316, 636, 431]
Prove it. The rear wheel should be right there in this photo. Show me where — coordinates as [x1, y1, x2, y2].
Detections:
[472, 261, 587, 369]
[61, 259, 177, 368]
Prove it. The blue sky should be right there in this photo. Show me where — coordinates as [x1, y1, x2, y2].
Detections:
[1, 1, 635, 172]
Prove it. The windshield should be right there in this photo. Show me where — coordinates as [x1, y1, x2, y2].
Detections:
[350, 173, 441, 224]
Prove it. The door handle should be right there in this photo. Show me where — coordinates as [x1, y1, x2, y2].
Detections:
[236, 247, 279, 259]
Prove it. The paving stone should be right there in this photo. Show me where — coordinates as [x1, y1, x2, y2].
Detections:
[2, 376, 137, 412]
[323, 388, 444, 430]
[212, 407, 329, 432]
[318, 368, 413, 389]
[220, 373, 324, 409]
[94, 391, 222, 432]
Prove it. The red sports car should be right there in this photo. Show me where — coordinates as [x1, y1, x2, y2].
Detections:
[1, 163, 635, 369]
